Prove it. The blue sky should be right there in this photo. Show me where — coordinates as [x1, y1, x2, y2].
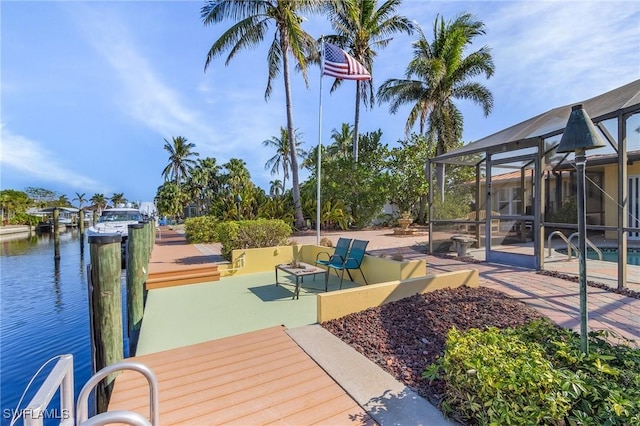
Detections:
[1, 0, 639, 204]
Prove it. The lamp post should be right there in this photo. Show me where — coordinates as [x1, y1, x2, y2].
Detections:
[556, 104, 606, 354]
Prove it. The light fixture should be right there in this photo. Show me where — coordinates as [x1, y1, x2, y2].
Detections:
[556, 104, 606, 354]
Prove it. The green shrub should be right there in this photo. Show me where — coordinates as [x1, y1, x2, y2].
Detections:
[9, 213, 40, 226]
[184, 216, 218, 243]
[424, 319, 640, 425]
[215, 219, 292, 261]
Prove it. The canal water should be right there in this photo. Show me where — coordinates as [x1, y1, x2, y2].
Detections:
[0, 230, 125, 425]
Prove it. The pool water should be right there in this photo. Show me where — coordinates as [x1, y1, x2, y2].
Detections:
[556, 247, 640, 266]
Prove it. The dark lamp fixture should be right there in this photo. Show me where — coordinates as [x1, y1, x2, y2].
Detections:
[556, 104, 606, 153]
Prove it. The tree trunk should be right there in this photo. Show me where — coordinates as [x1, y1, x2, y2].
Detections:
[352, 82, 361, 163]
[281, 37, 305, 229]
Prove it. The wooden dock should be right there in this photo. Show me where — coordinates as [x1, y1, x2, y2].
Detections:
[146, 228, 221, 289]
[108, 326, 375, 425]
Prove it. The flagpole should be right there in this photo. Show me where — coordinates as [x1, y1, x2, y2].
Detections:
[316, 37, 324, 245]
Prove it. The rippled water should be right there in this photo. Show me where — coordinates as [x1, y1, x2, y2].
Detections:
[0, 230, 122, 425]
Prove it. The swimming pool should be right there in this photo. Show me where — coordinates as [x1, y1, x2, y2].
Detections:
[556, 247, 640, 266]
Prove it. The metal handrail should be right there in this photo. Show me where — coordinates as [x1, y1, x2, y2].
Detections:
[76, 361, 159, 426]
[547, 231, 578, 259]
[79, 411, 150, 426]
[568, 232, 603, 261]
[23, 354, 74, 426]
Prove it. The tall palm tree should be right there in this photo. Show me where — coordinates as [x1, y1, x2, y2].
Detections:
[378, 14, 494, 201]
[324, 0, 413, 161]
[262, 127, 304, 193]
[162, 136, 200, 185]
[73, 192, 87, 209]
[201, 0, 322, 229]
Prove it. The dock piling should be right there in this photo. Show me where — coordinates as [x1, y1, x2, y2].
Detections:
[88, 234, 124, 413]
[126, 223, 146, 354]
[53, 207, 60, 260]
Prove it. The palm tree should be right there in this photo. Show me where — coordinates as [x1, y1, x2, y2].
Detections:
[378, 14, 494, 201]
[327, 123, 353, 159]
[324, 0, 413, 161]
[73, 192, 87, 209]
[262, 127, 305, 193]
[110, 193, 126, 207]
[90, 193, 107, 212]
[269, 179, 284, 197]
[162, 136, 200, 185]
[201, 0, 322, 229]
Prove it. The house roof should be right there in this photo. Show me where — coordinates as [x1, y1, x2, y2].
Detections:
[433, 79, 640, 165]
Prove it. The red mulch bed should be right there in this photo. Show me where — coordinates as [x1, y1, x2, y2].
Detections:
[321, 286, 545, 409]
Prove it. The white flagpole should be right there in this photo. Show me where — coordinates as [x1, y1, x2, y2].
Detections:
[316, 37, 324, 245]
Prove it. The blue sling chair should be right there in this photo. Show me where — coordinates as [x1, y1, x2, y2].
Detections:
[315, 237, 352, 270]
[326, 239, 369, 289]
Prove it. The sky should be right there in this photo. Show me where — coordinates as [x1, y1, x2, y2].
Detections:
[1, 0, 639, 204]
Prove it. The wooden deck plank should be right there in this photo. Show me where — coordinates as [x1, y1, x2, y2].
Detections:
[109, 326, 371, 425]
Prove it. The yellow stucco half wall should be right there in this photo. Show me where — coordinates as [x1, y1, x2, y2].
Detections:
[316, 269, 479, 323]
[217, 244, 427, 283]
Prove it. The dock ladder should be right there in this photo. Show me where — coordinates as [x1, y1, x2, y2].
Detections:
[20, 354, 158, 426]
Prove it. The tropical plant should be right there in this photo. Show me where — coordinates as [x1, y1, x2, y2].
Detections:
[184, 157, 223, 215]
[262, 127, 305, 193]
[0, 189, 30, 223]
[323, 0, 413, 161]
[155, 181, 186, 220]
[110, 193, 126, 207]
[327, 123, 353, 159]
[90, 193, 107, 211]
[201, 0, 323, 229]
[73, 192, 87, 209]
[161, 136, 200, 184]
[269, 180, 284, 197]
[377, 15, 494, 201]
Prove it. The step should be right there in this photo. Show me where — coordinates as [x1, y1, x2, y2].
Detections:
[146, 269, 221, 290]
[147, 264, 219, 280]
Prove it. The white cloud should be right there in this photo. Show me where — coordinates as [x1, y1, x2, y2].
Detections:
[0, 124, 103, 191]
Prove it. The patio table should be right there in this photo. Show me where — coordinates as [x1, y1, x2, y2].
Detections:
[275, 262, 328, 300]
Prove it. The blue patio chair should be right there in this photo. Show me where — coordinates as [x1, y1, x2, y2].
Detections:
[327, 239, 369, 289]
[315, 237, 352, 272]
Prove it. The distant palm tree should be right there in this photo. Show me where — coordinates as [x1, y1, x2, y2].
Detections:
[263, 127, 304, 193]
[110, 193, 126, 207]
[327, 123, 353, 159]
[73, 192, 87, 209]
[270, 180, 284, 197]
[201, 0, 322, 229]
[324, 0, 413, 161]
[162, 136, 200, 185]
[378, 14, 494, 200]
[90, 193, 107, 211]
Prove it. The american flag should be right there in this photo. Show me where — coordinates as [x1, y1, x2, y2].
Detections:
[322, 42, 371, 81]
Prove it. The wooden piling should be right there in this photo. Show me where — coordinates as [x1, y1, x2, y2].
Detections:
[53, 207, 60, 260]
[79, 209, 85, 234]
[88, 234, 123, 413]
[126, 223, 145, 354]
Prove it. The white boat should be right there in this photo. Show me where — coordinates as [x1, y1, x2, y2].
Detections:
[87, 207, 142, 244]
